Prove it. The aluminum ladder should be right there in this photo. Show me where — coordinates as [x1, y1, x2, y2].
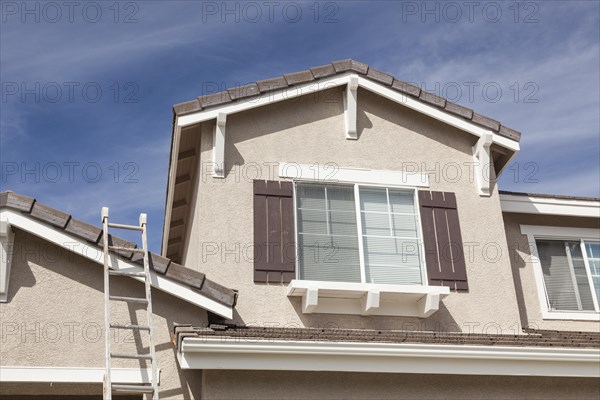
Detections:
[102, 207, 159, 400]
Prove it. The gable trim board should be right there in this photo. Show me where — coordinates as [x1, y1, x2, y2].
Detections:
[0, 366, 157, 384]
[500, 191, 600, 218]
[163, 60, 522, 256]
[176, 338, 599, 378]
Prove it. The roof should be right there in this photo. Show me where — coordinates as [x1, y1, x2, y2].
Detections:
[173, 59, 521, 142]
[499, 190, 600, 202]
[0, 191, 237, 308]
[174, 324, 600, 350]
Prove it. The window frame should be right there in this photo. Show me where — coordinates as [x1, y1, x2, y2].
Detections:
[293, 181, 429, 287]
[520, 225, 600, 321]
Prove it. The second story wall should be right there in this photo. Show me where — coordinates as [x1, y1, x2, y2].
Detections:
[181, 87, 522, 333]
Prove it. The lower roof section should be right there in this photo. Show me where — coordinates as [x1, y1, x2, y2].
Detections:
[174, 325, 600, 378]
[0, 191, 236, 317]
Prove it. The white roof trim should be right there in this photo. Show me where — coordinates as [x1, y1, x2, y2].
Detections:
[0, 209, 233, 319]
[176, 73, 519, 152]
[501, 194, 600, 218]
[0, 366, 157, 384]
[178, 338, 599, 377]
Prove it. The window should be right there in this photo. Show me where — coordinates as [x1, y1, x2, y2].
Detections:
[536, 239, 600, 313]
[296, 183, 424, 285]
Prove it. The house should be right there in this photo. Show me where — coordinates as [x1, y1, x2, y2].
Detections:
[1, 59, 599, 399]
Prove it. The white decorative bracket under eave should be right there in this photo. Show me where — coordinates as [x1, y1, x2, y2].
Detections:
[343, 75, 359, 139]
[288, 280, 450, 318]
[472, 132, 494, 196]
[0, 218, 15, 302]
[212, 113, 227, 178]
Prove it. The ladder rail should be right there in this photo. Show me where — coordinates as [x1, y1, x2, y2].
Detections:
[141, 214, 160, 399]
[102, 208, 159, 400]
[101, 207, 112, 400]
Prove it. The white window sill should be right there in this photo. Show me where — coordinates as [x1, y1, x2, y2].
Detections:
[287, 280, 450, 318]
[542, 311, 600, 322]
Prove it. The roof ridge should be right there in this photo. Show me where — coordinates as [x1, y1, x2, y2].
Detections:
[173, 59, 521, 142]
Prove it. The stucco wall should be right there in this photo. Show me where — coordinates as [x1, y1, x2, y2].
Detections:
[503, 212, 600, 332]
[201, 370, 600, 400]
[0, 229, 207, 398]
[183, 87, 522, 333]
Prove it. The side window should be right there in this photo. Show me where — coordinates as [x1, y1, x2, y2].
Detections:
[537, 239, 600, 312]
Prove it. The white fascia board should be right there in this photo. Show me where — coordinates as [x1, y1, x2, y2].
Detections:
[501, 194, 600, 218]
[0, 209, 233, 319]
[178, 74, 353, 127]
[162, 122, 182, 257]
[176, 73, 519, 153]
[178, 338, 600, 378]
[0, 366, 158, 384]
[279, 162, 429, 188]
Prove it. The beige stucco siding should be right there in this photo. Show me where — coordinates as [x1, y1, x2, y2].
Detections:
[0, 229, 206, 398]
[183, 88, 522, 333]
[201, 370, 600, 400]
[503, 212, 600, 332]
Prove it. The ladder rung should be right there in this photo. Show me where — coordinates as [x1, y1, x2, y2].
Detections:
[111, 383, 154, 393]
[109, 295, 148, 304]
[110, 323, 150, 331]
[108, 222, 143, 231]
[109, 270, 146, 277]
[110, 352, 152, 360]
[108, 245, 145, 254]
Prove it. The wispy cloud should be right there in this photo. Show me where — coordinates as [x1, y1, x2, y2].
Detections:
[2, 0, 599, 251]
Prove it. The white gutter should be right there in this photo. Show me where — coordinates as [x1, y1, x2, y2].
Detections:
[178, 338, 600, 377]
[500, 194, 600, 218]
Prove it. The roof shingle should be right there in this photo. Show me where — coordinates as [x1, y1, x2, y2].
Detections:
[174, 325, 600, 349]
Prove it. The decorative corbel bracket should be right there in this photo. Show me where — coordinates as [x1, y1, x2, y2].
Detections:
[472, 132, 494, 196]
[344, 75, 359, 139]
[0, 218, 15, 302]
[213, 113, 227, 178]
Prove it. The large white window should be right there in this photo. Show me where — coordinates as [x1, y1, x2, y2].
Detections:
[296, 183, 425, 285]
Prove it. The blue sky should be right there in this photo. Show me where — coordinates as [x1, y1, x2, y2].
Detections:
[1, 1, 599, 251]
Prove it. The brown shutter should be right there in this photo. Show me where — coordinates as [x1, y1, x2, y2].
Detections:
[418, 191, 468, 291]
[253, 180, 296, 283]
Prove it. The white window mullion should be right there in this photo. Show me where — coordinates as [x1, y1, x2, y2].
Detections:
[580, 240, 600, 312]
[385, 188, 394, 236]
[354, 184, 367, 284]
[565, 242, 583, 311]
[324, 187, 330, 235]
